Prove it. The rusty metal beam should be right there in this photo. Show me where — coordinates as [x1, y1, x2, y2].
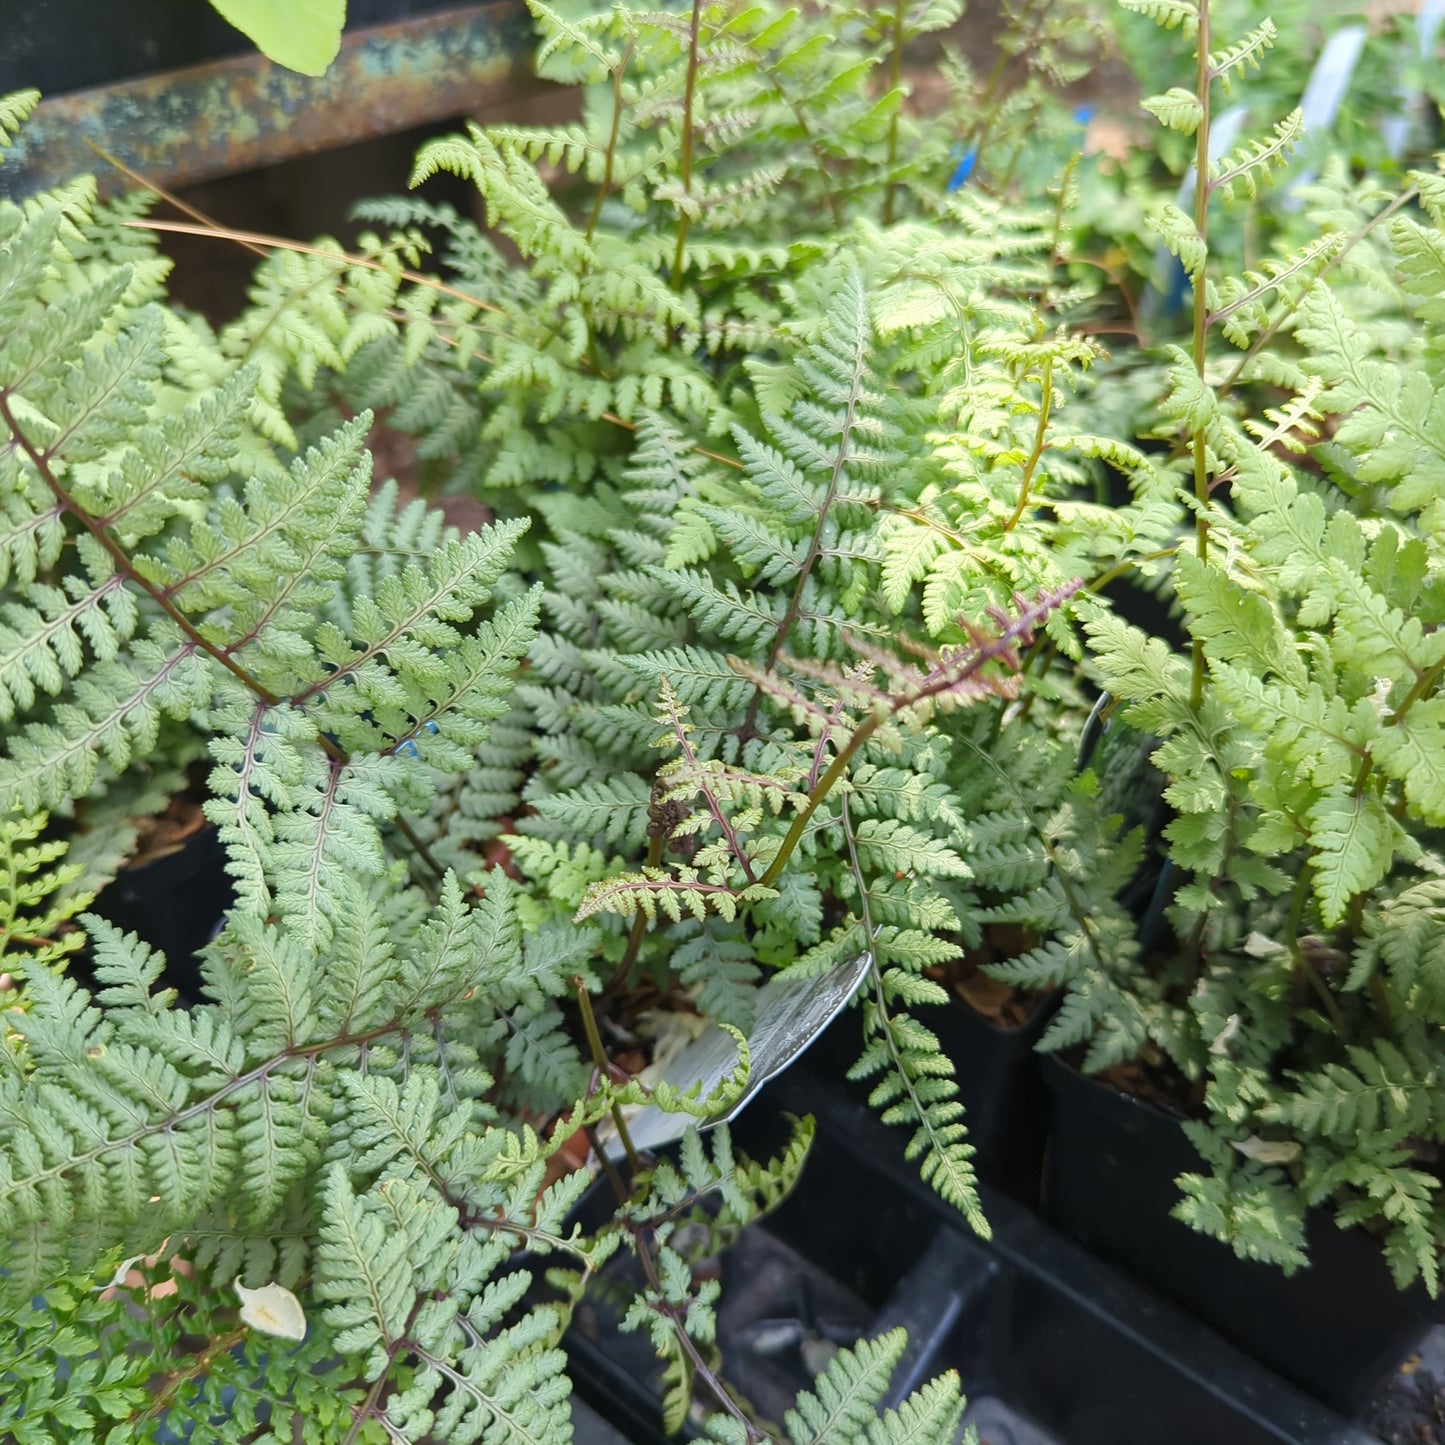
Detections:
[2, 3, 542, 201]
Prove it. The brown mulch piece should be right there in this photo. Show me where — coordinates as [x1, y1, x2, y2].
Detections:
[125, 788, 210, 870]
[927, 924, 1047, 1030]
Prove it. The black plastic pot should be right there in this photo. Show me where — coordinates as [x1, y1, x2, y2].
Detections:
[87, 824, 233, 1002]
[806, 990, 1056, 1206]
[563, 1069, 1382, 1445]
[1041, 1054, 1434, 1417]
[921, 992, 1056, 1205]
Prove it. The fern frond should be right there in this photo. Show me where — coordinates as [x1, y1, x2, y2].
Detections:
[0, 811, 92, 975]
[1208, 21, 1277, 92]
[1208, 111, 1305, 204]
[766, 1327, 965, 1445]
[1118, 0, 1198, 38]
[0, 90, 39, 150]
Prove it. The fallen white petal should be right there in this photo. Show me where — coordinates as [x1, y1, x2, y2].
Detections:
[1232, 1135, 1301, 1165]
[1243, 932, 1286, 959]
[96, 1254, 146, 1293]
[235, 1279, 307, 1340]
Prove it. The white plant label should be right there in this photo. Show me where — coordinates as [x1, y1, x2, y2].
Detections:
[601, 951, 873, 1161]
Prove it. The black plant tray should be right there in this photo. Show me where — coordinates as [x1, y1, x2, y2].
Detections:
[563, 1069, 1382, 1445]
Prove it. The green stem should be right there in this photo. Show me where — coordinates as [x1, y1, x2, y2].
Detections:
[1188, 0, 1214, 712]
[1218, 186, 1419, 399]
[764, 69, 844, 227]
[1390, 654, 1445, 722]
[1286, 865, 1347, 1041]
[669, 0, 704, 291]
[760, 584, 1068, 887]
[584, 1123, 631, 1205]
[759, 716, 879, 889]
[962, 0, 1050, 176]
[1003, 358, 1054, 530]
[586, 48, 633, 245]
[1346, 655, 1445, 802]
[1369, 974, 1393, 1033]
[1085, 550, 1177, 596]
[604, 834, 665, 997]
[393, 815, 446, 884]
[574, 975, 641, 1176]
[881, 0, 908, 225]
[142, 1326, 249, 1420]
[1046, 155, 1079, 300]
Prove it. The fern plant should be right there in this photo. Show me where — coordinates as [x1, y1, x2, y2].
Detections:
[1024, 0, 1445, 1294]
[163, 0, 1188, 1241]
[0, 82, 995, 1442]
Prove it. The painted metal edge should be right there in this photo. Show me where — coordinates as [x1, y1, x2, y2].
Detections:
[2, 2, 542, 201]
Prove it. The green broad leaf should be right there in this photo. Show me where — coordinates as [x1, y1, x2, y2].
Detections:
[208, 0, 346, 76]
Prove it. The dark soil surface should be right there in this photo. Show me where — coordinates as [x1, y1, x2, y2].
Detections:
[1365, 1332, 1445, 1444]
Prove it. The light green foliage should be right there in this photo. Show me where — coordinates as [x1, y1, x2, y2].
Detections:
[0, 180, 541, 942]
[0, 811, 92, 975]
[0, 1260, 365, 1445]
[240, 0, 1165, 1229]
[755, 1329, 968, 1445]
[610, 1121, 813, 1431]
[0, 53, 1016, 1437]
[13, 0, 1442, 1421]
[1047, 4, 1445, 1291]
[0, 860, 596, 1441]
[208, 0, 346, 76]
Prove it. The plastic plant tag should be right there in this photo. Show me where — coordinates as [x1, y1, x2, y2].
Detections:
[1384, 0, 1445, 160]
[600, 950, 873, 1161]
[1280, 24, 1367, 211]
